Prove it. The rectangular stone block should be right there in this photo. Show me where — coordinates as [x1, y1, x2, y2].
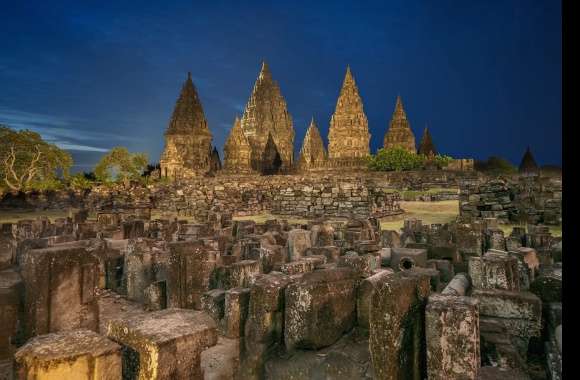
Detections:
[357, 269, 393, 330]
[224, 287, 251, 339]
[167, 241, 217, 310]
[20, 245, 99, 339]
[15, 329, 121, 380]
[426, 295, 480, 380]
[468, 251, 520, 291]
[107, 308, 217, 380]
[0, 269, 22, 361]
[284, 267, 358, 351]
[390, 247, 428, 272]
[369, 269, 431, 380]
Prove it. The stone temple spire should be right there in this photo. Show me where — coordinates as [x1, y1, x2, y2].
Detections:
[224, 115, 253, 173]
[240, 61, 295, 173]
[298, 117, 327, 171]
[383, 95, 416, 153]
[519, 146, 539, 175]
[160, 72, 213, 178]
[165, 72, 210, 136]
[418, 126, 437, 156]
[327, 66, 371, 165]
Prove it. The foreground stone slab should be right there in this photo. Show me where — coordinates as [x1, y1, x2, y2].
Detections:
[369, 269, 431, 380]
[469, 250, 520, 291]
[20, 244, 99, 338]
[107, 308, 218, 380]
[357, 269, 394, 330]
[426, 295, 480, 380]
[284, 267, 358, 351]
[15, 329, 121, 380]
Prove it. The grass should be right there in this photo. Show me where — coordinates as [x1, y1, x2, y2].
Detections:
[380, 201, 459, 231]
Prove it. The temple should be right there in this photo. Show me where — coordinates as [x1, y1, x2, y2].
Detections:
[383, 96, 416, 153]
[327, 66, 371, 167]
[240, 62, 295, 173]
[297, 118, 327, 171]
[160, 72, 213, 179]
[418, 126, 437, 156]
[223, 116, 254, 173]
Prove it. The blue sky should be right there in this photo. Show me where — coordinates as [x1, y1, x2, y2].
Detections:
[0, 0, 561, 172]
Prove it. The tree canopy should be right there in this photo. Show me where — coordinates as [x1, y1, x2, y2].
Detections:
[94, 147, 148, 184]
[367, 147, 452, 172]
[474, 156, 517, 175]
[0, 125, 72, 191]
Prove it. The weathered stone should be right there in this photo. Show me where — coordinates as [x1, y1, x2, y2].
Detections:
[357, 269, 394, 330]
[0, 269, 22, 361]
[390, 247, 428, 271]
[224, 287, 251, 339]
[160, 72, 213, 178]
[20, 244, 99, 339]
[284, 268, 358, 350]
[327, 66, 370, 167]
[240, 62, 295, 172]
[441, 273, 470, 296]
[143, 281, 167, 311]
[426, 295, 480, 380]
[338, 252, 379, 277]
[298, 118, 327, 171]
[383, 96, 416, 153]
[15, 329, 121, 380]
[167, 241, 217, 309]
[286, 229, 312, 261]
[369, 270, 431, 380]
[107, 308, 218, 380]
[469, 250, 520, 291]
[223, 115, 254, 173]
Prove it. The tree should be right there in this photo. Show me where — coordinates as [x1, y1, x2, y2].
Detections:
[94, 147, 148, 184]
[0, 125, 72, 191]
[367, 147, 425, 171]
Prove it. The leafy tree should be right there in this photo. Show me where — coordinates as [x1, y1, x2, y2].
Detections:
[94, 147, 148, 184]
[0, 125, 72, 191]
[367, 147, 425, 171]
[431, 154, 453, 169]
[69, 172, 94, 190]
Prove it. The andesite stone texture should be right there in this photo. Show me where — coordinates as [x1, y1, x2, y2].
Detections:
[327, 66, 371, 167]
[383, 96, 417, 153]
[240, 62, 295, 172]
[160, 72, 213, 179]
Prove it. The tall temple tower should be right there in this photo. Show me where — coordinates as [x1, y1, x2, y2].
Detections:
[160, 72, 213, 178]
[240, 61, 295, 173]
[223, 115, 253, 173]
[383, 96, 416, 153]
[298, 117, 327, 171]
[418, 126, 437, 156]
[327, 66, 371, 166]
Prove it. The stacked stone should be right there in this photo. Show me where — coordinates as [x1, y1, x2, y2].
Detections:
[240, 61, 295, 172]
[327, 66, 371, 167]
[383, 96, 417, 153]
[460, 177, 562, 225]
[297, 118, 327, 171]
[223, 116, 254, 173]
[160, 72, 213, 179]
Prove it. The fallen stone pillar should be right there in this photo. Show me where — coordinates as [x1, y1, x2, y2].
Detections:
[15, 329, 121, 380]
[441, 273, 470, 296]
[106, 308, 218, 380]
[426, 294, 480, 380]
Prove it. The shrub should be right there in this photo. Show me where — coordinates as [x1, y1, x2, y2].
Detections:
[367, 147, 425, 171]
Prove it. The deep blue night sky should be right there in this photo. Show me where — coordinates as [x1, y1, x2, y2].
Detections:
[0, 0, 561, 172]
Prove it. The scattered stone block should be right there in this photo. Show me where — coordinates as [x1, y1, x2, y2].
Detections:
[357, 269, 393, 330]
[369, 270, 431, 380]
[469, 250, 520, 291]
[224, 287, 251, 339]
[107, 308, 218, 380]
[15, 329, 121, 380]
[0, 269, 22, 361]
[20, 245, 99, 338]
[426, 295, 480, 380]
[284, 267, 358, 351]
[286, 229, 312, 261]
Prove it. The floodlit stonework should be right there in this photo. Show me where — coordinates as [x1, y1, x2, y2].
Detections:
[297, 118, 327, 171]
[160, 72, 213, 179]
[383, 96, 416, 153]
[328, 66, 371, 167]
[224, 116, 254, 173]
[240, 62, 295, 173]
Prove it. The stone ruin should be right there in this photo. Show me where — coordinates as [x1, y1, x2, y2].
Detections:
[0, 200, 562, 379]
